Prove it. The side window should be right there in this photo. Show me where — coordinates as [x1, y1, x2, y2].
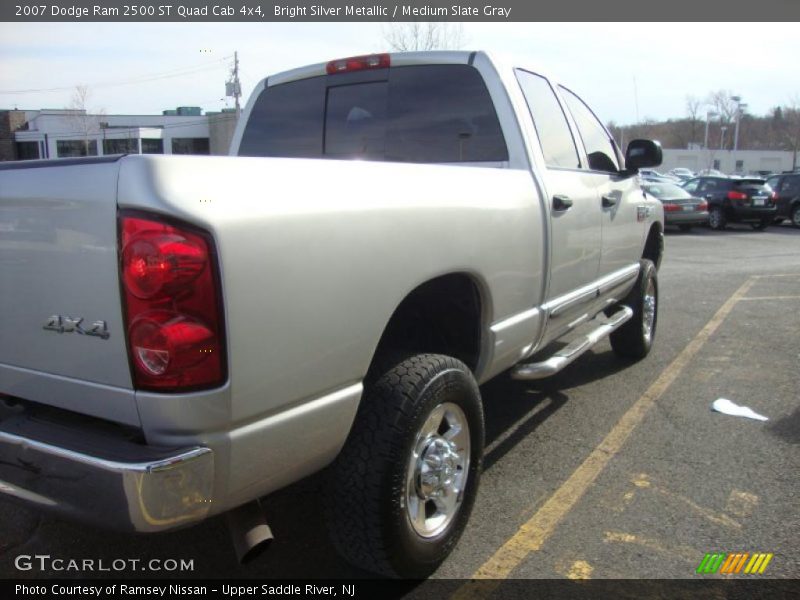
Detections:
[515, 69, 581, 169]
[784, 176, 800, 195]
[699, 179, 719, 193]
[559, 86, 620, 173]
[682, 179, 700, 193]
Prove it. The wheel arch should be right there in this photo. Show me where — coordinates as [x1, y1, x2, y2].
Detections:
[365, 272, 490, 382]
[642, 222, 664, 270]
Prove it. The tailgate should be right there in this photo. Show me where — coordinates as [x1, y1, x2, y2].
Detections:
[0, 157, 138, 426]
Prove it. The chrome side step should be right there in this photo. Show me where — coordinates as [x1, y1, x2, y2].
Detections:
[510, 306, 634, 380]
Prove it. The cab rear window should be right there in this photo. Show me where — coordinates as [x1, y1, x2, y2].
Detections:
[238, 65, 508, 164]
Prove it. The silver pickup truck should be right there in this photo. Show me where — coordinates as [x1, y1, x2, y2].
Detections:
[0, 51, 664, 577]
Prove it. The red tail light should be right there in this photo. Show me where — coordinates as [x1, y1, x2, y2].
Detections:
[727, 191, 748, 200]
[326, 53, 390, 75]
[119, 213, 226, 391]
[698, 200, 708, 211]
[663, 203, 681, 212]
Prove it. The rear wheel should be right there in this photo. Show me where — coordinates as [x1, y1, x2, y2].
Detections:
[324, 354, 484, 578]
[609, 259, 658, 360]
[792, 205, 800, 229]
[708, 207, 726, 230]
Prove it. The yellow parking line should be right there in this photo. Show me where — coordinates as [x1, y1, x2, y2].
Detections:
[603, 531, 702, 565]
[739, 295, 800, 301]
[565, 560, 594, 580]
[724, 490, 759, 518]
[451, 277, 756, 597]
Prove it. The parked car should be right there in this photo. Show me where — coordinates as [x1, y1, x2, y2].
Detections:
[668, 167, 694, 181]
[642, 181, 708, 231]
[0, 51, 665, 578]
[640, 169, 680, 183]
[765, 172, 800, 227]
[697, 168, 725, 177]
[681, 176, 777, 230]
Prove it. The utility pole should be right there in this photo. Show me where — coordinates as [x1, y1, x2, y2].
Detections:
[226, 51, 242, 117]
[731, 95, 747, 174]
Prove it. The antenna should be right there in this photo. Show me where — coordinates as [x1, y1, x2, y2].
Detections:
[225, 51, 242, 117]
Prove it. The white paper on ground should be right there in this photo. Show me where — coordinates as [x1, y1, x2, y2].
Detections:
[711, 398, 769, 422]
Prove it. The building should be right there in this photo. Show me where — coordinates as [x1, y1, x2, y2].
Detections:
[660, 148, 797, 175]
[0, 107, 239, 161]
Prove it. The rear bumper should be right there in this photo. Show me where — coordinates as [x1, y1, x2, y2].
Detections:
[730, 206, 777, 221]
[0, 415, 213, 533]
[665, 211, 708, 225]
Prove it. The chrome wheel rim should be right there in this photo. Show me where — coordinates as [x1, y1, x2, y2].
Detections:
[642, 276, 656, 344]
[405, 402, 470, 538]
[709, 209, 721, 228]
[793, 208, 800, 227]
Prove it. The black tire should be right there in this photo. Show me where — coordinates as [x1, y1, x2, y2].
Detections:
[750, 219, 770, 231]
[324, 354, 484, 578]
[792, 204, 800, 229]
[708, 206, 726, 230]
[678, 224, 693, 232]
[609, 259, 658, 360]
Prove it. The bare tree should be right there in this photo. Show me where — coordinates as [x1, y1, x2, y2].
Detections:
[782, 95, 800, 170]
[685, 95, 702, 146]
[706, 90, 738, 126]
[66, 85, 106, 155]
[382, 23, 467, 51]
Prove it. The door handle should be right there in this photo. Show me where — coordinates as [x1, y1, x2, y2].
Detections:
[552, 195, 573, 211]
[602, 195, 617, 208]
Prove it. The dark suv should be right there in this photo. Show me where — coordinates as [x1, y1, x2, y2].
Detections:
[765, 173, 800, 228]
[681, 176, 777, 230]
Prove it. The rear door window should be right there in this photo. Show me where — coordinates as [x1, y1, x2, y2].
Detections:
[239, 65, 508, 164]
[515, 69, 581, 169]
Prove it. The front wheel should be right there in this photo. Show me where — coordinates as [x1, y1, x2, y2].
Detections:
[609, 259, 658, 360]
[792, 205, 800, 229]
[324, 354, 484, 578]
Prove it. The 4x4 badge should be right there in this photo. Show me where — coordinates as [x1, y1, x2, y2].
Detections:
[43, 315, 110, 340]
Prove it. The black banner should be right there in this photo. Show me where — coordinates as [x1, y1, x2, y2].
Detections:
[4, 579, 800, 600]
[3, 0, 800, 22]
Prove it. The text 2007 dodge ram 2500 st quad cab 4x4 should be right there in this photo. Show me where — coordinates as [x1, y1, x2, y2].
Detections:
[0, 51, 664, 577]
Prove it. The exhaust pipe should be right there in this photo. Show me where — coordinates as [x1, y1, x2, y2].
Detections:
[226, 500, 274, 564]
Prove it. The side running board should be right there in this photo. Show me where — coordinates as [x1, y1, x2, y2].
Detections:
[511, 306, 634, 380]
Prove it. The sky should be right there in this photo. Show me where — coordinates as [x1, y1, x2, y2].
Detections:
[1, 22, 798, 126]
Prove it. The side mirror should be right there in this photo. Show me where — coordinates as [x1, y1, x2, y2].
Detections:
[625, 139, 663, 171]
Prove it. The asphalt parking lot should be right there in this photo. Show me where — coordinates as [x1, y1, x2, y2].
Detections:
[2, 223, 798, 586]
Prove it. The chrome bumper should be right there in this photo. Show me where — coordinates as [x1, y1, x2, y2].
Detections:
[0, 417, 214, 533]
